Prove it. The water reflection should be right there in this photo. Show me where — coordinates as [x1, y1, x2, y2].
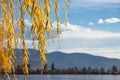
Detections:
[9, 75, 120, 80]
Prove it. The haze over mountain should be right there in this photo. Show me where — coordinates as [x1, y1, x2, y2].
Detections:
[15, 49, 120, 69]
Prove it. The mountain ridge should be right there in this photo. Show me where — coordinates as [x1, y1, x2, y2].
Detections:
[15, 49, 120, 69]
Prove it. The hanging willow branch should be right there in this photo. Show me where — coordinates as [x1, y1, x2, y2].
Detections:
[54, 0, 61, 48]
[64, 0, 70, 26]
[0, 0, 70, 79]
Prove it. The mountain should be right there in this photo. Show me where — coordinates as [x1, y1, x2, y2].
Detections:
[15, 49, 120, 69]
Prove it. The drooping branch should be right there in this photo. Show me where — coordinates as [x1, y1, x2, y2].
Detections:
[0, 0, 70, 79]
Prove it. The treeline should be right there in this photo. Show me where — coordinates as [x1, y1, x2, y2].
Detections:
[15, 63, 120, 74]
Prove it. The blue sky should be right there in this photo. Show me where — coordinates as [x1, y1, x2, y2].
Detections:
[12, 0, 120, 58]
[57, 0, 120, 32]
[48, 0, 120, 58]
[47, 0, 120, 58]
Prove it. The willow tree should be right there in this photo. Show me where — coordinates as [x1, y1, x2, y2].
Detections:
[0, 0, 70, 79]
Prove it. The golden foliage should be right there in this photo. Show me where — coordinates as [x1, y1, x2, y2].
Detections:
[0, 25, 12, 74]
[0, 0, 70, 79]
[0, 48, 12, 73]
[54, 0, 61, 48]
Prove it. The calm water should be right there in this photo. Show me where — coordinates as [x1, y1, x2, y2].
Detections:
[5, 75, 120, 80]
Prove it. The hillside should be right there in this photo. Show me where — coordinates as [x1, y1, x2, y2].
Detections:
[15, 49, 120, 69]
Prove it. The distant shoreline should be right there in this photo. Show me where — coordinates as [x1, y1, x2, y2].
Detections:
[8, 73, 120, 75]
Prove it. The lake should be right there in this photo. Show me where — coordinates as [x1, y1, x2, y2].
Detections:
[7, 75, 120, 80]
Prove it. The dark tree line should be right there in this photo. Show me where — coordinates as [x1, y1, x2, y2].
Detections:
[14, 63, 120, 74]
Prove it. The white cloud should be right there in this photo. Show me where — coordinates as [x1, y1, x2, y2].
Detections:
[52, 22, 120, 39]
[97, 18, 120, 24]
[98, 19, 104, 24]
[24, 19, 32, 26]
[19, 19, 120, 40]
[88, 22, 94, 25]
[55, 47, 120, 59]
[22, 18, 120, 40]
[105, 18, 120, 23]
